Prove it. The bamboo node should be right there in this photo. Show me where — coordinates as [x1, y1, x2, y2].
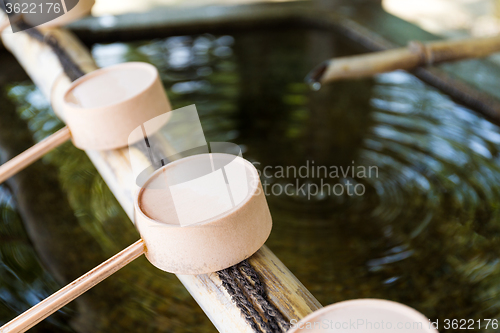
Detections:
[408, 40, 434, 66]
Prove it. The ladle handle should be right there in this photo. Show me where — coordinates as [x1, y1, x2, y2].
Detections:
[0, 126, 72, 184]
[0, 239, 145, 333]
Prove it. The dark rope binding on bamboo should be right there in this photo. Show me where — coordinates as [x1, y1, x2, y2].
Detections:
[218, 260, 291, 333]
[12, 20, 86, 81]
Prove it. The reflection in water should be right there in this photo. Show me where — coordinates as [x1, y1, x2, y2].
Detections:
[1, 29, 500, 332]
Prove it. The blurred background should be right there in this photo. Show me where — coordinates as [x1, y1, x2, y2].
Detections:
[2, 0, 500, 332]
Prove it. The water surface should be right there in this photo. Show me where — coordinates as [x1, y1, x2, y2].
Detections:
[1, 28, 500, 332]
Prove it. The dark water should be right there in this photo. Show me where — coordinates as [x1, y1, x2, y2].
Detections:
[1, 28, 500, 332]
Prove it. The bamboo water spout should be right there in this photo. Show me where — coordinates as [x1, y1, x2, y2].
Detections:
[307, 35, 500, 86]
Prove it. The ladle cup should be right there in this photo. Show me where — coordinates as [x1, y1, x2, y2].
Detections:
[288, 299, 438, 333]
[135, 153, 272, 275]
[0, 62, 171, 184]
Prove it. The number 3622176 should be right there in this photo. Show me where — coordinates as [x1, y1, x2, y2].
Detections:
[443, 319, 498, 330]
[5, 2, 62, 14]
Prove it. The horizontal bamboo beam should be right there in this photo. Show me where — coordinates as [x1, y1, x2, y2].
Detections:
[0, 16, 321, 333]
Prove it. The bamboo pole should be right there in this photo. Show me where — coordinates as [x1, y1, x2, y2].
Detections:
[0, 16, 322, 333]
[308, 35, 500, 85]
[0, 126, 71, 184]
[0, 240, 145, 333]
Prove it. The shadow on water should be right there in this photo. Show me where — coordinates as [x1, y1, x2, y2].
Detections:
[1, 27, 500, 332]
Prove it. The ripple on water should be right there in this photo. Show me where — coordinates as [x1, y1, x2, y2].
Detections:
[2, 31, 500, 332]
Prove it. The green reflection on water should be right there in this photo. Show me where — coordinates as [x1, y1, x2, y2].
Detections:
[1, 28, 500, 332]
